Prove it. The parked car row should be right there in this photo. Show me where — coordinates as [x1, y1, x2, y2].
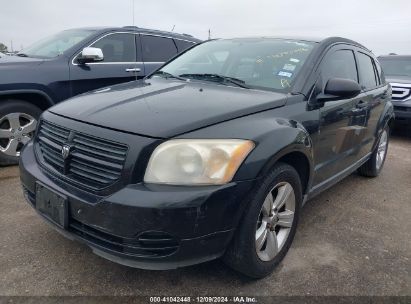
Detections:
[378, 55, 411, 124]
[0, 26, 200, 164]
[19, 35, 394, 278]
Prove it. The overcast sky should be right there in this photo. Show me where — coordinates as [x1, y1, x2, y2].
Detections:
[1, 0, 410, 55]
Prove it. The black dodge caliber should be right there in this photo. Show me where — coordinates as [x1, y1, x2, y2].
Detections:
[20, 37, 394, 278]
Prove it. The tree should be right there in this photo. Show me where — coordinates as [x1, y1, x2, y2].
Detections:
[0, 43, 8, 53]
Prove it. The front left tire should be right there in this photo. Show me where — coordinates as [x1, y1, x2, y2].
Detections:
[0, 100, 42, 166]
[223, 162, 302, 278]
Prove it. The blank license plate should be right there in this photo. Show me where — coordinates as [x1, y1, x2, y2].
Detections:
[36, 183, 68, 229]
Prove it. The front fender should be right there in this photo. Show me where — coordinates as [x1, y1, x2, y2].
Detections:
[178, 109, 314, 183]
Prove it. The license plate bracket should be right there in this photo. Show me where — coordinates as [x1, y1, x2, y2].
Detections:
[35, 182, 68, 229]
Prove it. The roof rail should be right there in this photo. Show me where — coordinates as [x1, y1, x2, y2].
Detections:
[123, 26, 139, 29]
[182, 33, 193, 37]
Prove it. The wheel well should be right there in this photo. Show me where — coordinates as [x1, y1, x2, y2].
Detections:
[0, 93, 53, 111]
[277, 152, 310, 195]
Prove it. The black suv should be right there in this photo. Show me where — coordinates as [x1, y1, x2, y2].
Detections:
[20, 37, 393, 278]
[0, 26, 200, 164]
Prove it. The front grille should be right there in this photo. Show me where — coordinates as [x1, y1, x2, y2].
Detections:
[69, 219, 180, 257]
[390, 83, 411, 102]
[37, 120, 128, 190]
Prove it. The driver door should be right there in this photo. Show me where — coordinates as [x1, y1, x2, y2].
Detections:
[69, 32, 144, 97]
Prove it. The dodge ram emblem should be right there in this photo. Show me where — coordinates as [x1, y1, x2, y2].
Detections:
[61, 144, 72, 160]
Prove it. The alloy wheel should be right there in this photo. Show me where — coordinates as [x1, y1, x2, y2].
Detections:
[255, 181, 296, 262]
[0, 112, 37, 157]
[376, 130, 388, 170]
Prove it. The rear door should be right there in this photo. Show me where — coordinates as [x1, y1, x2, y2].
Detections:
[69, 32, 144, 96]
[140, 34, 179, 75]
[354, 50, 388, 157]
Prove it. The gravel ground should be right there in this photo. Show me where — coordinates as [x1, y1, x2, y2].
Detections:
[0, 128, 410, 297]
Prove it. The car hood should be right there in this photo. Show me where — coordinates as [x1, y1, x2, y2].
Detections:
[385, 75, 411, 84]
[49, 78, 288, 138]
[0, 55, 45, 65]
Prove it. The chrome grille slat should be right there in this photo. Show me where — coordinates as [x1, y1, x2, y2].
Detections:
[36, 120, 128, 190]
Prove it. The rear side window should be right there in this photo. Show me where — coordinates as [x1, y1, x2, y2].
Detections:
[357, 52, 378, 90]
[91, 33, 136, 62]
[141, 35, 178, 62]
[321, 50, 358, 86]
[174, 39, 195, 52]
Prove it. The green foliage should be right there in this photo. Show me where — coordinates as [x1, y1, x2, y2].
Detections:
[0, 43, 8, 52]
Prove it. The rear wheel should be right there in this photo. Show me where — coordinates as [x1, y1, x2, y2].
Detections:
[223, 163, 302, 278]
[0, 100, 42, 166]
[358, 126, 389, 177]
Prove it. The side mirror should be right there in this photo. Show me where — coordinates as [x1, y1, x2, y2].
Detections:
[77, 47, 104, 64]
[317, 78, 361, 102]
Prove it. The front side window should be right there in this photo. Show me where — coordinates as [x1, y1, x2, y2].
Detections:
[18, 29, 95, 59]
[158, 38, 315, 92]
[141, 35, 178, 62]
[357, 52, 378, 90]
[91, 33, 136, 62]
[321, 50, 358, 86]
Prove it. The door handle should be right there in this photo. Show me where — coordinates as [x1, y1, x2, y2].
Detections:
[356, 100, 367, 109]
[125, 68, 141, 73]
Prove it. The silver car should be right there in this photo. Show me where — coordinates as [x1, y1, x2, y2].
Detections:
[379, 55, 411, 123]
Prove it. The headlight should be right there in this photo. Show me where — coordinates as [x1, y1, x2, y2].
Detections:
[144, 139, 255, 185]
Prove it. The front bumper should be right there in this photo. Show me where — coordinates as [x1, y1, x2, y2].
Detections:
[393, 105, 411, 122]
[20, 141, 257, 269]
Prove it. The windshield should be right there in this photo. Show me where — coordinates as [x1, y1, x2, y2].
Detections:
[379, 58, 411, 77]
[18, 29, 96, 59]
[158, 38, 315, 92]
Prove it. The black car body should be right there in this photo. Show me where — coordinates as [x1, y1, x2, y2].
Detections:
[20, 37, 394, 278]
[0, 26, 200, 164]
[378, 55, 411, 123]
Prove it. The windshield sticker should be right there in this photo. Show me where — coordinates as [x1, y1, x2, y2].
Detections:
[283, 64, 296, 71]
[280, 79, 291, 88]
[289, 58, 300, 63]
[278, 71, 293, 78]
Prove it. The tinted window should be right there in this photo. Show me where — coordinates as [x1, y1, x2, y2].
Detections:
[321, 50, 358, 85]
[357, 52, 378, 90]
[174, 39, 195, 52]
[92, 33, 136, 62]
[141, 35, 178, 62]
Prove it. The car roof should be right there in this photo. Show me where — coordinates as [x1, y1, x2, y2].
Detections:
[215, 36, 370, 51]
[67, 26, 201, 42]
[378, 55, 411, 60]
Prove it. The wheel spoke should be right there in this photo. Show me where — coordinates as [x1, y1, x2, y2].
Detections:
[273, 183, 292, 210]
[277, 210, 294, 228]
[2, 138, 19, 155]
[0, 129, 12, 138]
[6, 113, 21, 130]
[265, 231, 279, 260]
[255, 225, 268, 251]
[21, 119, 37, 134]
[262, 193, 273, 216]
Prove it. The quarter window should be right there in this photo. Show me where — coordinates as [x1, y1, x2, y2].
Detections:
[91, 33, 136, 62]
[174, 39, 195, 52]
[357, 52, 378, 90]
[321, 50, 358, 86]
[141, 35, 178, 62]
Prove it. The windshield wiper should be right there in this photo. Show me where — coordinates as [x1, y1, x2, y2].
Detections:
[151, 70, 186, 81]
[178, 73, 249, 88]
[16, 53, 29, 57]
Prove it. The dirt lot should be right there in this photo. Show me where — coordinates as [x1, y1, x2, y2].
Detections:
[0, 130, 410, 297]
